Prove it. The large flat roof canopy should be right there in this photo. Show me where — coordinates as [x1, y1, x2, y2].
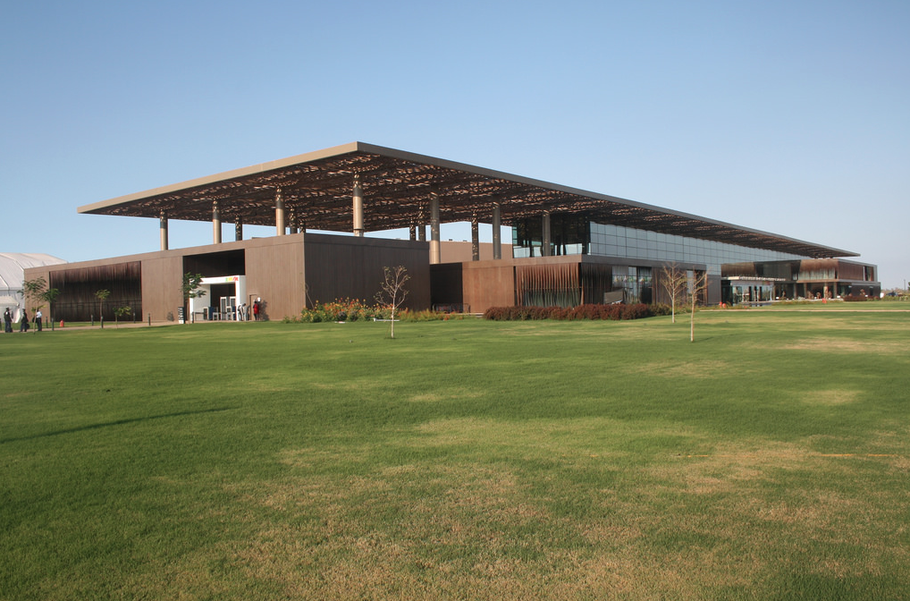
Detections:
[78, 142, 856, 258]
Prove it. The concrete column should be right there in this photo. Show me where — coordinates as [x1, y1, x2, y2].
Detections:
[541, 211, 552, 257]
[471, 212, 480, 261]
[235, 218, 243, 241]
[417, 204, 426, 242]
[212, 201, 222, 244]
[353, 175, 364, 237]
[429, 193, 441, 264]
[159, 210, 168, 251]
[275, 189, 286, 236]
[492, 202, 502, 260]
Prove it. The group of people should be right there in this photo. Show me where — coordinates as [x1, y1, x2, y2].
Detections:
[237, 299, 262, 320]
[212, 299, 263, 322]
[3, 307, 42, 333]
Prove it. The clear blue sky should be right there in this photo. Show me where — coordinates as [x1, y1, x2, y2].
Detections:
[2, 0, 908, 288]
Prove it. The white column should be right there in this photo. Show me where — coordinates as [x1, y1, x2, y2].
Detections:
[353, 175, 364, 237]
[159, 210, 168, 251]
[429, 193, 441, 264]
[212, 201, 221, 244]
[275, 189, 286, 236]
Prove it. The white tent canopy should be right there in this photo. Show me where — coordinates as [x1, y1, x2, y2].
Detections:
[0, 253, 67, 321]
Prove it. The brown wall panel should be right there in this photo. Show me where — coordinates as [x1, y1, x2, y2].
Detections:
[142, 256, 184, 321]
[245, 234, 306, 320]
[462, 262, 516, 313]
[303, 234, 431, 310]
[836, 260, 866, 281]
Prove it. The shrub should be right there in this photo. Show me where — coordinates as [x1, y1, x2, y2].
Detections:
[298, 300, 450, 323]
[483, 304, 655, 321]
[399, 308, 448, 322]
[649, 303, 673, 316]
[300, 298, 382, 323]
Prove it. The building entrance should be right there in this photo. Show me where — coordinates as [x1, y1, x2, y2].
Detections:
[189, 275, 247, 320]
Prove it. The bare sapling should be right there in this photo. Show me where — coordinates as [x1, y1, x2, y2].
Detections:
[375, 265, 410, 339]
[660, 262, 688, 323]
[689, 270, 709, 342]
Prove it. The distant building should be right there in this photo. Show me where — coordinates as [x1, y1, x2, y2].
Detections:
[25, 143, 879, 321]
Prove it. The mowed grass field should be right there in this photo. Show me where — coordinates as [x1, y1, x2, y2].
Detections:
[2, 308, 909, 600]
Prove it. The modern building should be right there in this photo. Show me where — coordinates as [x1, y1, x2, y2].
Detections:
[24, 142, 879, 321]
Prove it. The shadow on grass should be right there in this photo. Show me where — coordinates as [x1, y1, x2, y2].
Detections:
[0, 407, 235, 444]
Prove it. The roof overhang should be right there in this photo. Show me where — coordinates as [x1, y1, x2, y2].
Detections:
[78, 142, 857, 259]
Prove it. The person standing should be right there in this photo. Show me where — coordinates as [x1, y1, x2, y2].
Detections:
[3, 308, 11, 333]
[35, 309, 43, 332]
[19, 309, 29, 332]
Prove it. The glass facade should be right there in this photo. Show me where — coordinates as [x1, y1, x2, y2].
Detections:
[611, 266, 652, 303]
[589, 223, 806, 275]
[512, 216, 807, 275]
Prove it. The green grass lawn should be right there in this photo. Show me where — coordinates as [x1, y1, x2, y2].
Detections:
[761, 299, 910, 311]
[2, 310, 909, 600]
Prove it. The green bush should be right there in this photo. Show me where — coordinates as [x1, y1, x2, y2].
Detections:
[292, 300, 451, 323]
[483, 304, 657, 321]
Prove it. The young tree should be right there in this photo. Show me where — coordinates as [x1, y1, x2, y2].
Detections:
[113, 306, 132, 327]
[688, 270, 709, 342]
[23, 277, 60, 329]
[181, 273, 206, 323]
[659, 262, 688, 323]
[95, 289, 110, 327]
[23, 277, 47, 312]
[374, 265, 410, 339]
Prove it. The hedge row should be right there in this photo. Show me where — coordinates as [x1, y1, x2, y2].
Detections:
[483, 303, 665, 321]
[285, 298, 453, 323]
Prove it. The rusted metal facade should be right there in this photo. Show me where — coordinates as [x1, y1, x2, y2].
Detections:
[47, 261, 142, 322]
